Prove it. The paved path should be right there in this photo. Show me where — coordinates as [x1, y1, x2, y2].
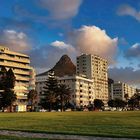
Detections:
[0, 130, 139, 140]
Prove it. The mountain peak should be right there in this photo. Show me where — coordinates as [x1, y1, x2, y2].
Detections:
[37, 55, 76, 77]
[51, 54, 76, 77]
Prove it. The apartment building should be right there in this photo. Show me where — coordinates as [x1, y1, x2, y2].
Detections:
[111, 82, 136, 100]
[59, 75, 94, 107]
[36, 74, 94, 107]
[76, 54, 108, 104]
[0, 46, 35, 111]
[36, 74, 48, 104]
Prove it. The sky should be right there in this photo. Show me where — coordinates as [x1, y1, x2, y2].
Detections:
[1, 0, 140, 87]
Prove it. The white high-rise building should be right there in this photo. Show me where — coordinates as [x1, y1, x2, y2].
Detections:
[0, 46, 35, 111]
[76, 54, 108, 104]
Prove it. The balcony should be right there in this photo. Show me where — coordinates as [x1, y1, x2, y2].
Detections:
[13, 69, 29, 75]
[15, 75, 30, 81]
[0, 61, 31, 70]
[0, 55, 30, 63]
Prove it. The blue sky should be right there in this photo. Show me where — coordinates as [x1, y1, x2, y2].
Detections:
[1, 0, 140, 87]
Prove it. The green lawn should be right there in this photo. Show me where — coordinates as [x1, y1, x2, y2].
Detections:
[0, 111, 139, 138]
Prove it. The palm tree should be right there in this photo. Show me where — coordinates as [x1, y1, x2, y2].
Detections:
[58, 84, 71, 112]
[28, 90, 38, 111]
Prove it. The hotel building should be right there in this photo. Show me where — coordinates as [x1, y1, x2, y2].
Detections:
[0, 46, 35, 111]
[76, 54, 108, 104]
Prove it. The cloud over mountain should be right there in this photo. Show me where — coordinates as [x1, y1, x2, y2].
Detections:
[68, 25, 118, 64]
[29, 41, 76, 72]
[50, 40, 75, 52]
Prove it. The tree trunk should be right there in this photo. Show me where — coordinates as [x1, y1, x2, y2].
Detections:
[10, 105, 12, 112]
[61, 101, 64, 112]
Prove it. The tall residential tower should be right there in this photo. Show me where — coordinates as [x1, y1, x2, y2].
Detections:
[0, 46, 35, 111]
[76, 54, 108, 104]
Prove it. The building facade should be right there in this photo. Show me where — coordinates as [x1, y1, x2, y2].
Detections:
[36, 74, 95, 108]
[111, 82, 136, 101]
[76, 54, 108, 104]
[59, 75, 94, 107]
[0, 46, 35, 111]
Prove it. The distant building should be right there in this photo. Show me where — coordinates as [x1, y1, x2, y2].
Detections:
[76, 54, 108, 104]
[108, 78, 114, 100]
[29, 68, 36, 90]
[111, 82, 136, 100]
[0, 46, 35, 111]
[35, 74, 48, 104]
[36, 74, 95, 108]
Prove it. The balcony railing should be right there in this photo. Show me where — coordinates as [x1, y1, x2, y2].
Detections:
[0, 62, 31, 69]
[13, 69, 29, 75]
[0, 55, 30, 63]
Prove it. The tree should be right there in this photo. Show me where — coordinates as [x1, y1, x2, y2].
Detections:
[114, 98, 126, 109]
[128, 98, 136, 110]
[0, 67, 16, 112]
[5, 68, 15, 89]
[0, 89, 16, 112]
[27, 90, 38, 111]
[128, 93, 140, 110]
[87, 103, 94, 111]
[57, 84, 71, 112]
[0, 66, 7, 89]
[124, 94, 129, 101]
[94, 99, 104, 110]
[108, 99, 116, 108]
[42, 71, 59, 111]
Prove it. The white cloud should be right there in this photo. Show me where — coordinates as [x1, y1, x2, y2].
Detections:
[0, 29, 30, 52]
[117, 4, 140, 22]
[50, 40, 75, 52]
[38, 0, 83, 20]
[68, 25, 118, 64]
[125, 43, 140, 58]
[118, 37, 128, 46]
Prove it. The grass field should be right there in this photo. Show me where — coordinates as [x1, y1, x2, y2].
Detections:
[0, 111, 139, 138]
